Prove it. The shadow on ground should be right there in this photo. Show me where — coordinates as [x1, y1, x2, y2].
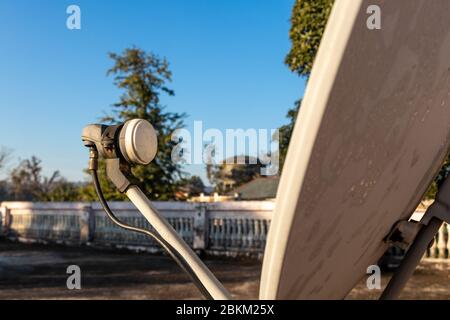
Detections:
[0, 239, 448, 299]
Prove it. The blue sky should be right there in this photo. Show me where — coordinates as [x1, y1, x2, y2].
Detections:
[0, 0, 305, 184]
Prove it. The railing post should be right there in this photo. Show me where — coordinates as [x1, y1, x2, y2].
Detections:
[438, 223, 449, 259]
[193, 203, 207, 251]
[444, 223, 449, 259]
[80, 204, 95, 244]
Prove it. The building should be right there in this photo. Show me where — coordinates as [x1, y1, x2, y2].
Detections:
[229, 176, 279, 200]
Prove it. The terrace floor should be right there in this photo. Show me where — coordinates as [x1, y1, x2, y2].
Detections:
[0, 239, 449, 299]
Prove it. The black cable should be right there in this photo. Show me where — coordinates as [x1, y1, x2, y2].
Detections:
[90, 169, 214, 300]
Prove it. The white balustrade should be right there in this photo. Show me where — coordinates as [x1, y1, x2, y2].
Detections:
[0, 201, 448, 261]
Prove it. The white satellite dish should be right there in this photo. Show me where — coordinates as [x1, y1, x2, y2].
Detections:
[260, 0, 450, 299]
[82, 0, 450, 300]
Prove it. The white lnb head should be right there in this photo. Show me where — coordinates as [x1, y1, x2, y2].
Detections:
[119, 119, 158, 165]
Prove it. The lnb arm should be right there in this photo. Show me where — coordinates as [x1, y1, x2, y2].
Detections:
[82, 119, 231, 300]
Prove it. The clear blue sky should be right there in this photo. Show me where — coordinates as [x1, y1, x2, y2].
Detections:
[0, 0, 305, 184]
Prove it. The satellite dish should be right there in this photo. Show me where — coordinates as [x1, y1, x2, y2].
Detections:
[260, 0, 450, 299]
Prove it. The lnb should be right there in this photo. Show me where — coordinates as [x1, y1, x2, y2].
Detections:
[81, 119, 158, 166]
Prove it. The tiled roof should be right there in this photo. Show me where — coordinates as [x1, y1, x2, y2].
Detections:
[229, 177, 280, 200]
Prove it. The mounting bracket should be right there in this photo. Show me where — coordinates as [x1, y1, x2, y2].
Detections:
[380, 175, 450, 299]
[385, 219, 422, 250]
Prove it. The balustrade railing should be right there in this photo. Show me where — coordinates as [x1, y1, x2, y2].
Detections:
[0, 201, 448, 261]
[0, 201, 273, 257]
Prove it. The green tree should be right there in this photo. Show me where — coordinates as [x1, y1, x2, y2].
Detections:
[283, 0, 443, 200]
[285, 0, 334, 77]
[79, 161, 125, 201]
[45, 180, 81, 201]
[101, 47, 186, 200]
[425, 157, 450, 199]
[279, 1, 334, 172]
[278, 100, 301, 171]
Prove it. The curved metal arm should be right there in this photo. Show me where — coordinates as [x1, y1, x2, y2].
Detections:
[125, 185, 231, 300]
[89, 148, 231, 300]
[91, 169, 224, 299]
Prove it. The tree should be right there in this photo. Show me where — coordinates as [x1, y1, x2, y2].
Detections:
[278, 1, 334, 174]
[206, 156, 263, 193]
[0, 147, 12, 201]
[425, 157, 450, 199]
[278, 100, 301, 171]
[10, 156, 53, 200]
[45, 180, 81, 202]
[176, 175, 205, 198]
[285, 0, 334, 77]
[9, 156, 79, 201]
[0, 147, 11, 172]
[102, 47, 186, 200]
[0, 181, 9, 201]
[79, 161, 126, 201]
[283, 0, 442, 200]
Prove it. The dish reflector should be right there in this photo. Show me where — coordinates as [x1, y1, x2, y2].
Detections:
[260, 0, 450, 299]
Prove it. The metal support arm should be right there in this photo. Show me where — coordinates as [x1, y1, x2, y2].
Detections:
[380, 175, 450, 300]
[125, 185, 231, 300]
[104, 158, 231, 300]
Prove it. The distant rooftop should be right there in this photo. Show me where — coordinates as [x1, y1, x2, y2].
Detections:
[229, 176, 280, 200]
